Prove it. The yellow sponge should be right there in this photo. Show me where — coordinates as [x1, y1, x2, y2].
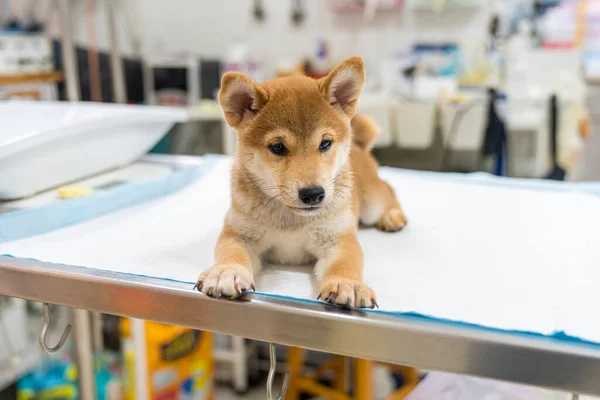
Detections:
[57, 185, 93, 200]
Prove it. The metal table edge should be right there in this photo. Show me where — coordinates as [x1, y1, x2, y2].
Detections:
[1, 255, 599, 395]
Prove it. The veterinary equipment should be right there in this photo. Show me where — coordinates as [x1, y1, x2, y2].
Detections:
[0, 100, 187, 200]
[0, 33, 53, 75]
[2, 153, 600, 400]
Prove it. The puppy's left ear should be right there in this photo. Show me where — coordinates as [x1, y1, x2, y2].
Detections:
[319, 57, 365, 118]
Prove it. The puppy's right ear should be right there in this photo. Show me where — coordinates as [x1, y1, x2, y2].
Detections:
[218, 72, 268, 128]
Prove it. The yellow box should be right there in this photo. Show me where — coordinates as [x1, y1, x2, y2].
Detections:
[121, 319, 214, 400]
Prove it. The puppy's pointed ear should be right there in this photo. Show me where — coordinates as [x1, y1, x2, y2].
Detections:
[319, 57, 365, 118]
[218, 72, 268, 128]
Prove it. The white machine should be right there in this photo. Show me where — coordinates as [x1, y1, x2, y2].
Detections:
[0, 101, 187, 200]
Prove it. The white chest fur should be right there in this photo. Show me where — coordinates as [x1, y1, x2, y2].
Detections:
[260, 226, 316, 265]
[229, 208, 355, 266]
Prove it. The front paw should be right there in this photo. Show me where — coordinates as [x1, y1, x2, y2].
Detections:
[195, 264, 255, 299]
[318, 278, 377, 309]
[376, 207, 407, 232]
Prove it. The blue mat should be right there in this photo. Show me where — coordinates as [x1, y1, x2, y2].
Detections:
[0, 155, 224, 243]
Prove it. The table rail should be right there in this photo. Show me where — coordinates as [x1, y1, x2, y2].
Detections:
[1, 255, 600, 396]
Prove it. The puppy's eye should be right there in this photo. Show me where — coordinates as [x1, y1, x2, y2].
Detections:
[319, 140, 332, 152]
[269, 142, 287, 155]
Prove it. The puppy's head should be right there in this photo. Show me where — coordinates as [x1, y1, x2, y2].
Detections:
[219, 57, 365, 215]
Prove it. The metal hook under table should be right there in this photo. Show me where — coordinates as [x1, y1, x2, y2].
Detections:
[39, 302, 72, 353]
[267, 342, 291, 400]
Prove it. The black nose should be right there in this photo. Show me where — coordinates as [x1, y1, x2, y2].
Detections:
[299, 186, 325, 205]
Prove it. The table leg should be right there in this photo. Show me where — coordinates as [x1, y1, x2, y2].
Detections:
[132, 319, 149, 400]
[232, 336, 248, 393]
[285, 347, 304, 400]
[72, 308, 97, 400]
[354, 359, 373, 400]
[333, 356, 347, 393]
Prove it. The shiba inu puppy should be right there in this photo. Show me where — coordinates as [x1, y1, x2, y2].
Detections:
[195, 57, 406, 308]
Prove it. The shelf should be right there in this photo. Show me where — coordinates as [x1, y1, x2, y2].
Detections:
[408, 0, 481, 11]
[0, 71, 63, 85]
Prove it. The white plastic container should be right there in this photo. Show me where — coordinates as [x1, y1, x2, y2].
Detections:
[356, 93, 394, 148]
[0, 101, 188, 200]
[393, 100, 437, 149]
[440, 100, 487, 151]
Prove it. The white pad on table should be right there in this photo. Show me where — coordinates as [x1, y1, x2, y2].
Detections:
[2, 157, 600, 344]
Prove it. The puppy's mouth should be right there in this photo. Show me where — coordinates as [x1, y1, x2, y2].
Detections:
[288, 205, 323, 214]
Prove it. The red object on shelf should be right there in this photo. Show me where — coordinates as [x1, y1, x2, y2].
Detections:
[327, 0, 403, 12]
[542, 41, 576, 49]
[307, 72, 328, 79]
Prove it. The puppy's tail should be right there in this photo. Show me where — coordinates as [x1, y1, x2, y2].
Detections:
[351, 114, 380, 151]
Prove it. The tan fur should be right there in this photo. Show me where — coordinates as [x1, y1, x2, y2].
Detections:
[196, 57, 407, 308]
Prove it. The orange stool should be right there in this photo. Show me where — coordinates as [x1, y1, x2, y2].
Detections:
[285, 347, 419, 400]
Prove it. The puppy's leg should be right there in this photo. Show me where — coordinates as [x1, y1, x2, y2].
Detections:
[196, 224, 258, 299]
[352, 146, 407, 232]
[359, 177, 407, 232]
[315, 230, 377, 309]
[373, 181, 407, 233]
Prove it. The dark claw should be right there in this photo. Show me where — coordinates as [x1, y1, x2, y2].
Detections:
[372, 300, 379, 309]
[251, 284, 256, 292]
[325, 291, 336, 303]
[317, 293, 322, 301]
[193, 282, 199, 291]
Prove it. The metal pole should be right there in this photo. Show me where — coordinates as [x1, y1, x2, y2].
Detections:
[72, 308, 97, 400]
[91, 311, 104, 352]
[57, 0, 80, 102]
[123, 0, 152, 105]
[132, 319, 150, 400]
[231, 336, 248, 393]
[143, 61, 154, 105]
[106, 0, 127, 103]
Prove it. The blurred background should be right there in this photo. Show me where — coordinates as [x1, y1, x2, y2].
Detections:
[1, 0, 598, 178]
[0, 0, 599, 399]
